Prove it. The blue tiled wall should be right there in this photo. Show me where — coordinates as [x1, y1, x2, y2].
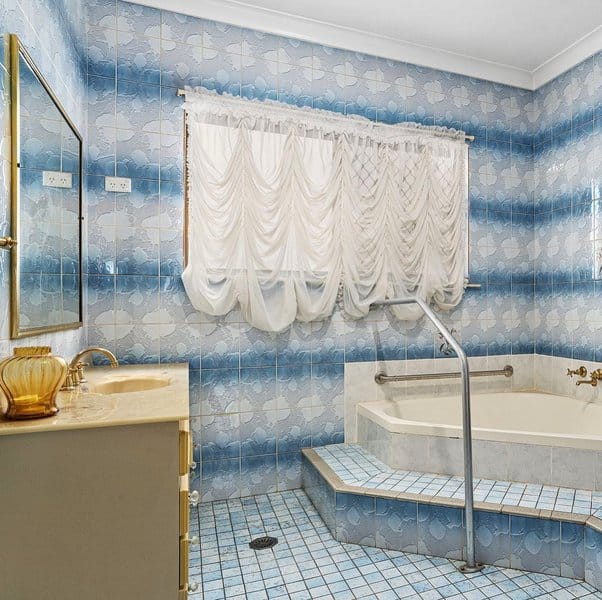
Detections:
[84, 0, 540, 501]
[0, 0, 598, 507]
[532, 54, 602, 362]
[82, 1, 600, 500]
[0, 0, 86, 356]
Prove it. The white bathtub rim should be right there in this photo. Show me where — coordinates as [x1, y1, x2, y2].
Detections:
[358, 396, 602, 451]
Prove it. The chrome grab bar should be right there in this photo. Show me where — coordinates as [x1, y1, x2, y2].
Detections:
[375, 365, 513, 384]
[372, 297, 483, 573]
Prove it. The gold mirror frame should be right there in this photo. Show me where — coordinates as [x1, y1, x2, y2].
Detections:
[7, 34, 83, 339]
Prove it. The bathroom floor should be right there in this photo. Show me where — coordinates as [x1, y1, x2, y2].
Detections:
[189, 490, 602, 599]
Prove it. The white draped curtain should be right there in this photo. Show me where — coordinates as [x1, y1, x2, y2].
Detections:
[182, 89, 468, 332]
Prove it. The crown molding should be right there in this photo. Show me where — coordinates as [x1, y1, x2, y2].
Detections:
[131, 0, 601, 91]
[532, 26, 602, 89]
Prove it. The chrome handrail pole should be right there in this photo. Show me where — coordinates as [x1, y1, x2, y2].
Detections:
[373, 297, 482, 572]
[375, 365, 513, 384]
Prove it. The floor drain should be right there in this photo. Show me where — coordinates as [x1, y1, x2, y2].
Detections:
[249, 536, 278, 550]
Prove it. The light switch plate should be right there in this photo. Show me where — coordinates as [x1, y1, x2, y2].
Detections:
[105, 176, 132, 193]
[43, 170, 72, 188]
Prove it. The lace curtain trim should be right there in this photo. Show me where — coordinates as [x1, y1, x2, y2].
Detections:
[182, 87, 467, 144]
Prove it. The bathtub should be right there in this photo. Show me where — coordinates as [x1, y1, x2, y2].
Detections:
[357, 392, 602, 490]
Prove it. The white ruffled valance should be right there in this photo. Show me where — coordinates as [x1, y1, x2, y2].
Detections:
[181, 89, 468, 332]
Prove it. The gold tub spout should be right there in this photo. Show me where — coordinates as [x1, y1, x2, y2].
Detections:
[576, 369, 602, 387]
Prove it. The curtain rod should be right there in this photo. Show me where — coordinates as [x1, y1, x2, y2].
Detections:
[176, 88, 475, 142]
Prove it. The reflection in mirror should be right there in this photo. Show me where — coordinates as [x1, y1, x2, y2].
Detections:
[8, 34, 82, 338]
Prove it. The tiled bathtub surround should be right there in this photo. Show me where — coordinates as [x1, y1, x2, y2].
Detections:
[303, 444, 602, 589]
[351, 354, 602, 490]
[344, 354, 536, 442]
[346, 354, 602, 493]
[357, 412, 602, 491]
[534, 355, 602, 399]
[345, 354, 602, 444]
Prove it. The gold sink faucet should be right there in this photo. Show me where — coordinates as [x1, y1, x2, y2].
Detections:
[61, 347, 119, 390]
[576, 368, 602, 387]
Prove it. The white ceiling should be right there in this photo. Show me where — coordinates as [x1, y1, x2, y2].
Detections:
[134, 0, 602, 89]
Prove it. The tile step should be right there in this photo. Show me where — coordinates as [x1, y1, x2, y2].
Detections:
[301, 445, 602, 590]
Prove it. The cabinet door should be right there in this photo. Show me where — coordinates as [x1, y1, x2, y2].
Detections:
[0, 423, 181, 600]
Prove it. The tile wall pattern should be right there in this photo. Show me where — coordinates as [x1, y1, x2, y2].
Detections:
[0, 0, 584, 499]
[532, 56, 602, 362]
[0, 0, 86, 357]
[4, 0, 594, 500]
[84, 0, 561, 500]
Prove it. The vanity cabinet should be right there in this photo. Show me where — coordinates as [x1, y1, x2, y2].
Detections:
[0, 364, 191, 600]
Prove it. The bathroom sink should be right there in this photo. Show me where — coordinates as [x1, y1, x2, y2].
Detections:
[89, 375, 171, 395]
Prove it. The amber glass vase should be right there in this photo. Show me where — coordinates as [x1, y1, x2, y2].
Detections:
[0, 347, 68, 420]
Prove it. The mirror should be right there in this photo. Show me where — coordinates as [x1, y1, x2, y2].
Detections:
[7, 34, 82, 338]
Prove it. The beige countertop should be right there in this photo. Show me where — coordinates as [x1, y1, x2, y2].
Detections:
[0, 363, 189, 436]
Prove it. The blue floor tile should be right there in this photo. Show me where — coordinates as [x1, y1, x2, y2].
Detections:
[190, 490, 602, 599]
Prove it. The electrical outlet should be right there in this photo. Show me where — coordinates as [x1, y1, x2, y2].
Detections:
[43, 170, 72, 188]
[105, 176, 132, 193]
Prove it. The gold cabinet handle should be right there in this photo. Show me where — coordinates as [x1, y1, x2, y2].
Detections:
[179, 489, 190, 535]
[179, 430, 191, 476]
[179, 536, 189, 586]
